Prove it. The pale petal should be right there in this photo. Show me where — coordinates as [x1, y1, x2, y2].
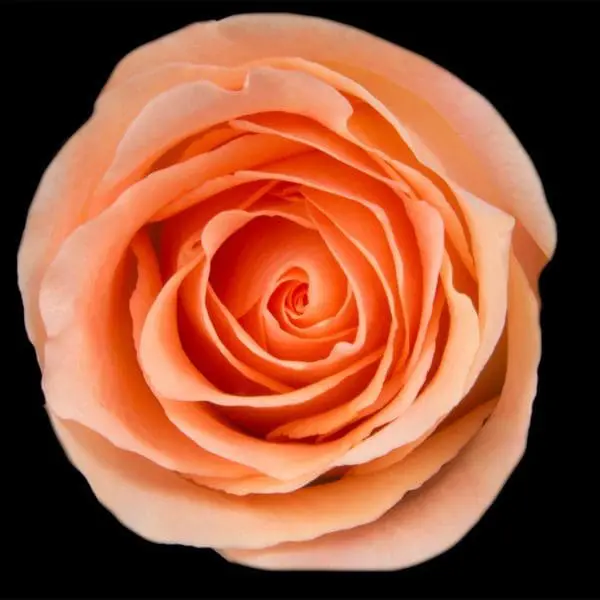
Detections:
[314, 292, 443, 444]
[18, 63, 250, 356]
[450, 186, 515, 390]
[103, 15, 555, 260]
[159, 180, 278, 277]
[48, 389, 497, 548]
[129, 230, 163, 351]
[96, 67, 352, 199]
[41, 254, 255, 479]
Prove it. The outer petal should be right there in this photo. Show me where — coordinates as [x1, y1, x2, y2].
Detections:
[220, 252, 541, 569]
[47, 392, 495, 549]
[17, 63, 235, 357]
[103, 13, 556, 264]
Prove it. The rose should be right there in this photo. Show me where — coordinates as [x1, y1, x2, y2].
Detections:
[18, 13, 556, 571]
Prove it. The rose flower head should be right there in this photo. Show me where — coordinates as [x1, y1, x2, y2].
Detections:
[18, 14, 556, 570]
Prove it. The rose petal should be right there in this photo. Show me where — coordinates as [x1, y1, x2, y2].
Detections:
[208, 213, 346, 324]
[129, 230, 163, 352]
[41, 253, 254, 479]
[450, 187, 515, 390]
[213, 359, 377, 439]
[110, 15, 556, 256]
[95, 67, 353, 202]
[266, 202, 397, 440]
[335, 253, 480, 466]
[313, 292, 444, 443]
[267, 193, 407, 439]
[37, 134, 318, 473]
[261, 278, 357, 341]
[231, 113, 448, 380]
[139, 245, 384, 408]
[140, 252, 291, 398]
[160, 180, 279, 278]
[18, 63, 237, 355]
[184, 209, 382, 386]
[47, 389, 497, 547]
[221, 252, 540, 569]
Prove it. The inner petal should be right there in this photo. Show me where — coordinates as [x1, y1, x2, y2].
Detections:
[267, 280, 357, 339]
[182, 208, 387, 387]
[204, 213, 355, 364]
[208, 214, 347, 324]
[234, 152, 422, 361]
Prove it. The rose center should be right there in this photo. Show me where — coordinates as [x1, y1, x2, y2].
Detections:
[286, 282, 310, 316]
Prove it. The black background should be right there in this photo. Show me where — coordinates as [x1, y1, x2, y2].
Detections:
[3, 0, 596, 598]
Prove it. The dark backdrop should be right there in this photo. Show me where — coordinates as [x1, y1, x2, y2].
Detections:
[4, 1, 594, 598]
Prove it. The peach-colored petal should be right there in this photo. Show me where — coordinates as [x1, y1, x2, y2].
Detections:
[159, 180, 279, 278]
[129, 230, 163, 351]
[258, 268, 358, 346]
[262, 313, 356, 362]
[48, 390, 497, 547]
[229, 114, 450, 360]
[139, 245, 384, 408]
[347, 394, 499, 478]
[41, 253, 255, 479]
[346, 419, 440, 479]
[393, 198, 445, 377]
[189, 392, 497, 495]
[138, 211, 396, 473]
[151, 124, 244, 171]
[383, 160, 475, 278]
[17, 122, 104, 357]
[157, 399, 350, 480]
[266, 202, 397, 440]
[139, 233, 385, 411]
[266, 193, 405, 439]
[237, 154, 423, 336]
[139, 252, 289, 398]
[17, 62, 258, 357]
[208, 213, 346, 324]
[182, 208, 389, 388]
[213, 358, 377, 439]
[446, 326, 507, 426]
[105, 15, 556, 259]
[312, 292, 443, 443]
[263, 279, 357, 341]
[185, 468, 331, 496]
[253, 271, 357, 361]
[230, 114, 449, 382]
[335, 253, 480, 466]
[450, 186, 515, 390]
[36, 134, 320, 473]
[221, 252, 540, 569]
[95, 67, 353, 202]
[272, 204, 443, 441]
[230, 112, 387, 179]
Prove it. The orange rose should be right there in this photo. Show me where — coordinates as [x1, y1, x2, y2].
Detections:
[18, 14, 556, 570]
